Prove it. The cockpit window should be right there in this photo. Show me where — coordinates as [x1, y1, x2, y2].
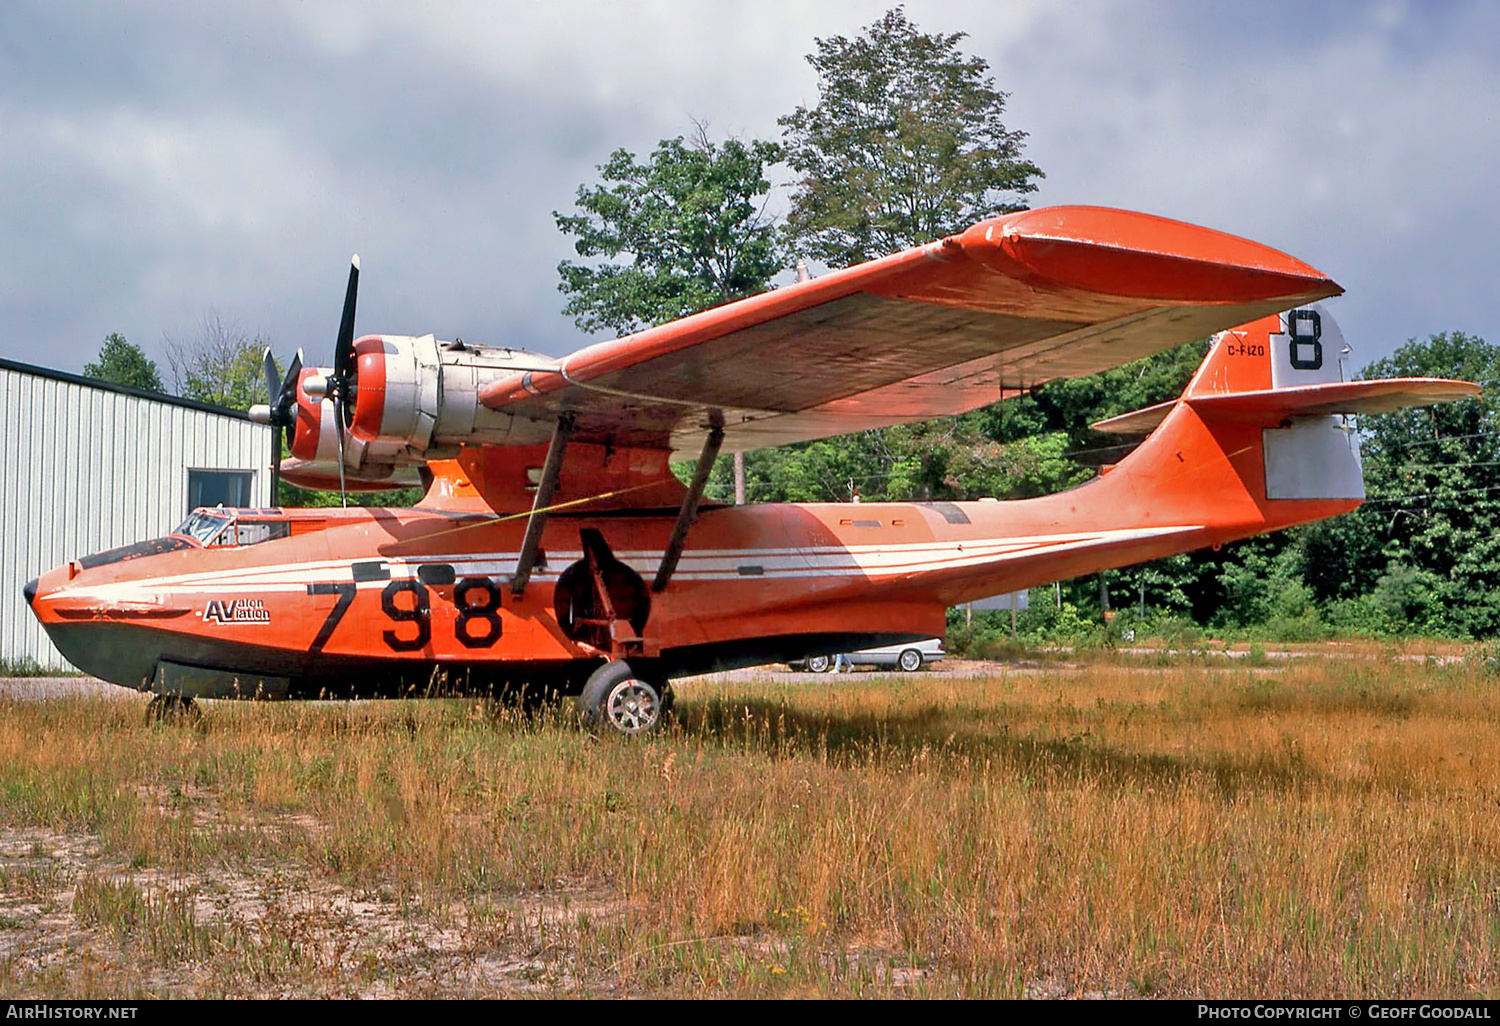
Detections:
[172, 510, 291, 547]
[175, 510, 234, 546]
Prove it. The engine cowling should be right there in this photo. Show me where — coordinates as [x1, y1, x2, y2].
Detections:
[284, 365, 418, 487]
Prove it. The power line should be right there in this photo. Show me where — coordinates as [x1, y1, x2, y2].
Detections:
[1381, 460, 1500, 472]
[1370, 429, 1500, 453]
[1362, 482, 1500, 506]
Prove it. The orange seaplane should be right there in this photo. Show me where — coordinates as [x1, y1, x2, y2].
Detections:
[24, 207, 1478, 734]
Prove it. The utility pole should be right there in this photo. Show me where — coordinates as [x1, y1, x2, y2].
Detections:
[734, 451, 745, 505]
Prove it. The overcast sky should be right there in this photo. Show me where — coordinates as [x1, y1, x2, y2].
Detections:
[2, 0, 1496, 382]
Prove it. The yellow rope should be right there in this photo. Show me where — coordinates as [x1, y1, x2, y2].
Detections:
[391, 480, 666, 548]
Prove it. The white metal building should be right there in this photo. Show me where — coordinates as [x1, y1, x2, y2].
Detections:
[1, 357, 271, 670]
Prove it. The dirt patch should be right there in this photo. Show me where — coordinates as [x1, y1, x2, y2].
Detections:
[0, 824, 634, 997]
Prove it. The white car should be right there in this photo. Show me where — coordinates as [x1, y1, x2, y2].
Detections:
[792, 638, 946, 674]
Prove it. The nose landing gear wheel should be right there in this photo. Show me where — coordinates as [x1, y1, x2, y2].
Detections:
[578, 661, 672, 737]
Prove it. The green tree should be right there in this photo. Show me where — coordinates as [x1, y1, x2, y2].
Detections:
[703, 339, 1211, 508]
[779, 7, 1043, 267]
[83, 332, 163, 391]
[1330, 331, 1500, 635]
[556, 126, 786, 336]
[163, 314, 272, 410]
[1178, 330, 1500, 638]
[723, 7, 1050, 508]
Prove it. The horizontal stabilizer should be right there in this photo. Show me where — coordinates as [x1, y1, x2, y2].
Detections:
[1187, 378, 1480, 422]
[1092, 378, 1478, 437]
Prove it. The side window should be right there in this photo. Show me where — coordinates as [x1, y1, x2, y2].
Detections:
[188, 470, 254, 515]
[234, 520, 290, 545]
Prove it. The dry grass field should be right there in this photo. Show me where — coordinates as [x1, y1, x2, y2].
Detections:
[1, 649, 1498, 998]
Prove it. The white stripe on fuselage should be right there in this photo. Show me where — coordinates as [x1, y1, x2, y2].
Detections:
[63, 525, 1202, 603]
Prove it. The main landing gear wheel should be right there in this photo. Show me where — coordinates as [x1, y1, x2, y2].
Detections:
[806, 655, 833, 674]
[145, 694, 201, 726]
[578, 661, 672, 737]
[898, 648, 923, 672]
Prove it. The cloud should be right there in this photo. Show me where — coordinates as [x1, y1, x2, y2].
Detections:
[995, 0, 1500, 357]
[0, 0, 1496, 380]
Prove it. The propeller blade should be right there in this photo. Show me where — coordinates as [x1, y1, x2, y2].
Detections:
[279, 349, 304, 403]
[334, 254, 360, 388]
[260, 347, 284, 508]
[333, 396, 349, 509]
[269, 423, 281, 508]
[262, 348, 279, 407]
[275, 348, 304, 426]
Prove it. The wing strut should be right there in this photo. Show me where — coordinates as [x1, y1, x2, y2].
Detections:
[512, 413, 576, 596]
[652, 425, 724, 593]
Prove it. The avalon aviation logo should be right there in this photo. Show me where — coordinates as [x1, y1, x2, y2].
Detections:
[202, 598, 271, 625]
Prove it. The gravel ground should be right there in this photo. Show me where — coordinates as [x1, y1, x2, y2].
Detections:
[0, 663, 993, 703]
[0, 676, 139, 701]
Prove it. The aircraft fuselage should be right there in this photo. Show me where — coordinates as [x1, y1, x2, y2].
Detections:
[25, 407, 1358, 700]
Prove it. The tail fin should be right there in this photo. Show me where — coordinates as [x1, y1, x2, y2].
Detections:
[1185, 306, 1345, 398]
[1094, 304, 1352, 435]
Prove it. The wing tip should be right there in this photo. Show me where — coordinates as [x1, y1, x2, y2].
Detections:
[963, 206, 1340, 305]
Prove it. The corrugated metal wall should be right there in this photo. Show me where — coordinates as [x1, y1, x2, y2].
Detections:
[1, 366, 270, 670]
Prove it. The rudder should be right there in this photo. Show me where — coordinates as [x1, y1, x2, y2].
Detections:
[1185, 306, 1345, 399]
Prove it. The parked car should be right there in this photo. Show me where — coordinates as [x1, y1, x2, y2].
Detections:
[790, 638, 945, 673]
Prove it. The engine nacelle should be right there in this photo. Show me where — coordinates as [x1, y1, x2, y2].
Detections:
[348, 334, 551, 455]
[285, 365, 420, 488]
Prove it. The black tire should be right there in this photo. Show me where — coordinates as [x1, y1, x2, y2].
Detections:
[577, 661, 670, 736]
[898, 648, 923, 672]
[806, 655, 832, 674]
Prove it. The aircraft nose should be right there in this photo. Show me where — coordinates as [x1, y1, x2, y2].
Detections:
[23, 577, 38, 607]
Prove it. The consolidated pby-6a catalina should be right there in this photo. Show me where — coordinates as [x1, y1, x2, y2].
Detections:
[24, 206, 1479, 734]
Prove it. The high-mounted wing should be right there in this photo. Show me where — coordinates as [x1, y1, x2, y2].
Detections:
[478, 206, 1341, 454]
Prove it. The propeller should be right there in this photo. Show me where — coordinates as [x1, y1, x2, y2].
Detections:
[277, 255, 360, 507]
[249, 255, 360, 508]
